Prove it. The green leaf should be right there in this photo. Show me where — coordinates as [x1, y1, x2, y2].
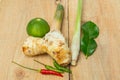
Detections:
[82, 21, 99, 39]
[81, 21, 99, 58]
[81, 36, 97, 58]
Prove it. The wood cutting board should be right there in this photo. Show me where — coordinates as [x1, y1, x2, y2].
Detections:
[0, 0, 120, 80]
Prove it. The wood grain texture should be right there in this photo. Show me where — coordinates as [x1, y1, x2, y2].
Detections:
[69, 0, 120, 80]
[0, 0, 120, 80]
[0, 0, 69, 80]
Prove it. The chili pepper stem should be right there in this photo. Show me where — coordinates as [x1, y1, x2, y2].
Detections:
[12, 61, 40, 72]
[34, 59, 46, 66]
[12, 61, 63, 77]
[34, 59, 64, 73]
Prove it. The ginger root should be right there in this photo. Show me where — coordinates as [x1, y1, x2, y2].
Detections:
[22, 3, 71, 66]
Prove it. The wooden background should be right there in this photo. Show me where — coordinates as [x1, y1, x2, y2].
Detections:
[0, 0, 120, 80]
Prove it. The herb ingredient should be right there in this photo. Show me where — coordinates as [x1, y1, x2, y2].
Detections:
[81, 21, 99, 58]
[53, 60, 72, 73]
[22, 3, 71, 66]
[71, 0, 83, 65]
[12, 61, 63, 77]
[34, 59, 64, 73]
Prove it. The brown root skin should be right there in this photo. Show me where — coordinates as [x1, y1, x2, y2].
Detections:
[22, 3, 71, 66]
[22, 36, 46, 56]
[22, 33, 71, 66]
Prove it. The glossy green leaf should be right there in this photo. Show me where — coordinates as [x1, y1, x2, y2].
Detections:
[82, 21, 99, 39]
[81, 21, 99, 58]
[81, 36, 97, 58]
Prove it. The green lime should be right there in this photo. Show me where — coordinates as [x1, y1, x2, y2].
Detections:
[27, 18, 50, 37]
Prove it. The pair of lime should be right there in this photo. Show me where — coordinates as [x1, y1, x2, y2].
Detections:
[27, 18, 50, 37]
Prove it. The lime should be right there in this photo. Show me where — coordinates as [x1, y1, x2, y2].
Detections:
[27, 18, 50, 37]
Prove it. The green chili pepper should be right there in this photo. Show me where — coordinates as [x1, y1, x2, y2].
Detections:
[34, 59, 63, 73]
[12, 61, 63, 77]
[53, 60, 72, 73]
[45, 65, 63, 73]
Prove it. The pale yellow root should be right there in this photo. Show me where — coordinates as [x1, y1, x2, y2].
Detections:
[22, 3, 71, 66]
[22, 36, 46, 56]
[22, 31, 71, 66]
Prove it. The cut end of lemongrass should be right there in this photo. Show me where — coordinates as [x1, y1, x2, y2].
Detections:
[71, 0, 82, 66]
[71, 60, 77, 66]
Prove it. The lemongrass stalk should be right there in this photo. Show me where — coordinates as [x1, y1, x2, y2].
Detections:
[71, 0, 82, 65]
[52, 3, 64, 31]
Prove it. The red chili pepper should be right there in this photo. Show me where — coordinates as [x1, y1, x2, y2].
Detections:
[12, 61, 63, 77]
[40, 69, 63, 77]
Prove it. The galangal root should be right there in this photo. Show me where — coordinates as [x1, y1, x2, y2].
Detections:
[22, 3, 71, 66]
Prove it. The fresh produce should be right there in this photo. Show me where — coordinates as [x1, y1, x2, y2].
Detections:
[27, 18, 50, 37]
[22, 37, 45, 56]
[22, 0, 99, 68]
[12, 61, 63, 77]
[34, 59, 64, 73]
[53, 60, 71, 73]
[81, 21, 99, 58]
[22, 3, 71, 66]
[71, 0, 82, 65]
[40, 69, 63, 77]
